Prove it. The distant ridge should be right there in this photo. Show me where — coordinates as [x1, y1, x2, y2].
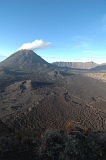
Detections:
[0, 49, 51, 70]
[92, 63, 106, 70]
[53, 61, 98, 69]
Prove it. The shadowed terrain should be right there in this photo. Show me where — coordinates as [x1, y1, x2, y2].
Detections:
[0, 49, 106, 159]
[0, 52, 106, 132]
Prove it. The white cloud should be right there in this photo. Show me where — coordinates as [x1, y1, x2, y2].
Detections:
[18, 39, 51, 51]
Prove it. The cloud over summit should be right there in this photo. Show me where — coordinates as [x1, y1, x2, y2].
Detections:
[18, 39, 51, 51]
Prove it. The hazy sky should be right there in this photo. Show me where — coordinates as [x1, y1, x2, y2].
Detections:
[0, 0, 106, 63]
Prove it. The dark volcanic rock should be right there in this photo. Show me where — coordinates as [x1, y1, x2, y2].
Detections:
[0, 120, 11, 136]
[0, 74, 106, 132]
[0, 50, 106, 133]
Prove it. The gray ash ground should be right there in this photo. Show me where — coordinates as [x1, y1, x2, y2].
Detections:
[0, 68, 106, 132]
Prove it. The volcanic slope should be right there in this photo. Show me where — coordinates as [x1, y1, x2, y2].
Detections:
[0, 71, 106, 132]
[0, 49, 51, 71]
[0, 50, 106, 132]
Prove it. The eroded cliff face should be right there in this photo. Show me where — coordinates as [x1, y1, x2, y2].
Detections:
[53, 61, 98, 69]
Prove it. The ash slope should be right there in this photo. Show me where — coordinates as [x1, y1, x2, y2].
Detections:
[0, 50, 106, 132]
[0, 72, 106, 132]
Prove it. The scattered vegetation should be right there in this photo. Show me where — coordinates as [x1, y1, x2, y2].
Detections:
[0, 124, 105, 160]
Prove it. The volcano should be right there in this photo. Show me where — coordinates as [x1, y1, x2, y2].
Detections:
[0, 49, 51, 70]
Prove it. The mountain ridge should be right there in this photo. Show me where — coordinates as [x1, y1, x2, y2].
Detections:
[53, 61, 98, 69]
[1, 50, 106, 70]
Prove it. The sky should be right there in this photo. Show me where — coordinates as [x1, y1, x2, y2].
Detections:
[0, 0, 106, 64]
